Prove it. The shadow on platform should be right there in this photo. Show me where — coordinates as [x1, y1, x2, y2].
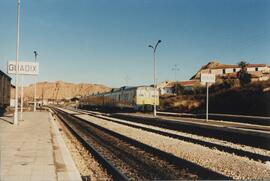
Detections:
[0, 117, 13, 124]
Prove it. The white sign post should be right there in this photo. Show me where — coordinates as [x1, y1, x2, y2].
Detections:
[8, 61, 39, 122]
[201, 73, 215, 122]
[20, 75, 23, 121]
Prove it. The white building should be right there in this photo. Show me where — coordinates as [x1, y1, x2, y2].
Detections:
[191, 61, 270, 81]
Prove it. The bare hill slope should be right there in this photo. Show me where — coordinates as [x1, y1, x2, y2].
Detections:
[11, 81, 111, 100]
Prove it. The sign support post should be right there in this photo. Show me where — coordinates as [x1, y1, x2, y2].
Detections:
[20, 75, 24, 121]
[206, 82, 209, 122]
[201, 73, 215, 122]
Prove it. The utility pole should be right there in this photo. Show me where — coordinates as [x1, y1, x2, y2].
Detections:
[148, 40, 162, 117]
[14, 0, 21, 125]
[172, 64, 179, 95]
[34, 51, 38, 112]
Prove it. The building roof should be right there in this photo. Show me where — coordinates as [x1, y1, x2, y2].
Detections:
[166, 80, 200, 87]
[157, 80, 173, 88]
[0, 70, 11, 80]
[210, 64, 267, 70]
[249, 71, 264, 78]
[190, 61, 269, 80]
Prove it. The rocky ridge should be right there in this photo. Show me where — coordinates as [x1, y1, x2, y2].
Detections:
[11, 81, 111, 100]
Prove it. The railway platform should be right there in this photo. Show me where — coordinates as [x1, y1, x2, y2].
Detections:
[0, 111, 82, 181]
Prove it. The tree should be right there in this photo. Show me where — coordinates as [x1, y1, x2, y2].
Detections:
[237, 61, 251, 86]
[238, 61, 248, 70]
[175, 84, 185, 95]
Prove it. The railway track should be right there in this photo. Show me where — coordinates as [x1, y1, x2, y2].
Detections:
[51, 108, 128, 181]
[112, 113, 270, 150]
[52, 107, 230, 180]
[72, 108, 270, 163]
[157, 111, 270, 126]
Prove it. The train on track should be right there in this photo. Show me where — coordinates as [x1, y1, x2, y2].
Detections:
[0, 70, 11, 114]
[79, 86, 159, 111]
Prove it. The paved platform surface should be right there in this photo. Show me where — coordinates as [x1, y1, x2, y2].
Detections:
[0, 112, 82, 181]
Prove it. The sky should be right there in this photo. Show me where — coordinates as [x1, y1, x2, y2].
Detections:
[0, 0, 269, 88]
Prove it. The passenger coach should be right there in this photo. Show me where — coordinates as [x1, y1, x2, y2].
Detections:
[80, 86, 159, 111]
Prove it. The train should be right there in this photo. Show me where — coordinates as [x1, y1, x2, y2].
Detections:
[0, 70, 11, 113]
[79, 86, 159, 111]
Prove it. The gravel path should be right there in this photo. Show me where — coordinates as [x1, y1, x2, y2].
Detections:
[60, 108, 270, 179]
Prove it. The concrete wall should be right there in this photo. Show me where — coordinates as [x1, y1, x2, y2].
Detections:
[247, 67, 256, 72]
[210, 69, 223, 75]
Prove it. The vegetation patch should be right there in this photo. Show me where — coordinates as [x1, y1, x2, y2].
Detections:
[160, 80, 270, 116]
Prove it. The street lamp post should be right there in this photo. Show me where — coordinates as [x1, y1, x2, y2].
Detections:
[34, 51, 38, 112]
[148, 40, 162, 117]
[14, 0, 21, 125]
[172, 64, 179, 95]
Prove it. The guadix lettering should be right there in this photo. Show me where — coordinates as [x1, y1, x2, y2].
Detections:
[9, 64, 37, 72]
[7, 61, 39, 75]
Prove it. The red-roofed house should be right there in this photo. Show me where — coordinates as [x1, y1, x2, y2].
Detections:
[191, 61, 270, 81]
[158, 61, 270, 95]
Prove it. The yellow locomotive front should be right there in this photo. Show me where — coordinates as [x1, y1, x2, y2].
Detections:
[135, 86, 159, 111]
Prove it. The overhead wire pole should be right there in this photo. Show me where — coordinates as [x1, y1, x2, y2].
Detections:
[34, 51, 38, 112]
[14, 0, 21, 125]
[148, 40, 162, 117]
[172, 64, 179, 95]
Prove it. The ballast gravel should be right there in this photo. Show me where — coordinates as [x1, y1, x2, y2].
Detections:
[61, 108, 270, 180]
[96, 114, 270, 160]
[54, 114, 112, 181]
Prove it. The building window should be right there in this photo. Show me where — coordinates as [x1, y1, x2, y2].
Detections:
[223, 69, 226, 74]
[233, 68, 236, 72]
[255, 67, 258, 71]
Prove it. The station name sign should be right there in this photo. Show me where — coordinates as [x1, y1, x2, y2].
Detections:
[7, 61, 39, 75]
[201, 73, 215, 83]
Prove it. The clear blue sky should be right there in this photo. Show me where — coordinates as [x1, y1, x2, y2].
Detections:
[0, 0, 269, 87]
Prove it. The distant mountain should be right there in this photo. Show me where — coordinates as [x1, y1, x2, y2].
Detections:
[11, 81, 111, 100]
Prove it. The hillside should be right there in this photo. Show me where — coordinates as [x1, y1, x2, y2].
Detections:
[160, 80, 270, 116]
[11, 81, 111, 100]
